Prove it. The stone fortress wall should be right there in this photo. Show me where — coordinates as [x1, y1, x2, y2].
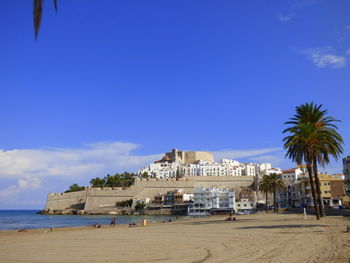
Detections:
[44, 176, 254, 213]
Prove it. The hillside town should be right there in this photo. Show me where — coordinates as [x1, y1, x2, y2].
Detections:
[132, 149, 350, 216]
[137, 149, 281, 178]
[42, 149, 350, 217]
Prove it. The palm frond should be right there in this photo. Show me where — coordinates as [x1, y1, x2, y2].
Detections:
[33, 0, 43, 39]
[33, 0, 58, 39]
[53, 0, 58, 12]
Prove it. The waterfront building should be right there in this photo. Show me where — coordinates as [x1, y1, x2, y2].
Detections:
[235, 187, 256, 214]
[152, 193, 165, 207]
[188, 188, 235, 216]
[277, 173, 345, 208]
[148, 189, 193, 215]
[164, 190, 192, 205]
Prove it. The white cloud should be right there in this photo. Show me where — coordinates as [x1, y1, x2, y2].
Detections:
[278, 13, 295, 22]
[18, 177, 42, 189]
[0, 177, 42, 203]
[0, 142, 162, 180]
[278, 0, 319, 23]
[303, 47, 346, 68]
[212, 148, 281, 161]
[0, 143, 285, 181]
[0, 142, 162, 206]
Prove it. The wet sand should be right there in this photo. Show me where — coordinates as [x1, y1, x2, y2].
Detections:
[0, 213, 349, 263]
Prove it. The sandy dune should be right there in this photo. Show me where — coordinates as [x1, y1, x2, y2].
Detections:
[0, 213, 349, 263]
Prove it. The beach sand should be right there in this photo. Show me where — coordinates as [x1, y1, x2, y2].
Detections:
[0, 213, 349, 263]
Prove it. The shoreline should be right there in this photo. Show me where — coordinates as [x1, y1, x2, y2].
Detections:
[0, 214, 207, 233]
[0, 210, 191, 232]
[1, 213, 349, 263]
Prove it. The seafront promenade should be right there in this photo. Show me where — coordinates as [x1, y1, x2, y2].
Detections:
[0, 213, 349, 263]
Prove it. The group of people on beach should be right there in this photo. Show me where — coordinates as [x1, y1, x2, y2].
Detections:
[90, 217, 116, 228]
[225, 211, 237, 221]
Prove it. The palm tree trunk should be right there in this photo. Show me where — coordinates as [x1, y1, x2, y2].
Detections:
[307, 164, 320, 220]
[313, 160, 325, 217]
[273, 187, 276, 213]
[266, 192, 268, 213]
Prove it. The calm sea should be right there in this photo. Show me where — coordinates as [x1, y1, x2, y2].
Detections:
[0, 210, 186, 231]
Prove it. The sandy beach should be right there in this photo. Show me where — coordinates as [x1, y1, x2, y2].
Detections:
[0, 213, 349, 263]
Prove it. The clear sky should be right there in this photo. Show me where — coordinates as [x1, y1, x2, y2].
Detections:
[0, 0, 349, 209]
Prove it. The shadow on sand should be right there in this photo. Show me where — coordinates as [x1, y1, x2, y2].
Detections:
[237, 224, 330, 229]
[181, 218, 258, 225]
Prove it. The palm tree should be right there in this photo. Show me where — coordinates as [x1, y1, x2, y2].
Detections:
[285, 103, 343, 217]
[266, 173, 285, 213]
[33, 0, 58, 39]
[284, 121, 320, 219]
[284, 103, 344, 219]
[259, 175, 271, 213]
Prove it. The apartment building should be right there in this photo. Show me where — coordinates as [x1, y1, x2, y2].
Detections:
[281, 168, 306, 184]
[278, 174, 345, 208]
[188, 188, 235, 215]
[235, 187, 256, 214]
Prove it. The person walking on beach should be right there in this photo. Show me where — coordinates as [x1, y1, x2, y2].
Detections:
[110, 217, 116, 227]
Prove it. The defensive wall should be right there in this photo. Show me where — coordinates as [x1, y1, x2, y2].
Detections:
[44, 176, 254, 213]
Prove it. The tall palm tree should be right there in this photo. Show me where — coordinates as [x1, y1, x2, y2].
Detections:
[284, 103, 343, 218]
[33, 0, 58, 39]
[259, 175, 271, 213]
[284, 120, 320, 219]
[266, 173, 285, 213]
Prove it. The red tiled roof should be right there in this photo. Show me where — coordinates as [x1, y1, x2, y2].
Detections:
[282, 168, 296, 173]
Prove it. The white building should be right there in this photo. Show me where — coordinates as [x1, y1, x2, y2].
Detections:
[281, 168, 306, 184]
[242, 163, 256, 176]
[235, 198, 256, 214]
[188, 188, 235, 216]
[255, 163, 282, 176]
[256, 163, 272, 174]
[138, 161, 180, 179]
[137, 149, 280, 179]
[180, 160, 245, 177]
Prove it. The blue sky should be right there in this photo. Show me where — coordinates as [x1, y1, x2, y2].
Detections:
[0, 0, 349, 209]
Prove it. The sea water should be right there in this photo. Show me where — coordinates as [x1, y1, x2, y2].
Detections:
[0, 210, 185, 231]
